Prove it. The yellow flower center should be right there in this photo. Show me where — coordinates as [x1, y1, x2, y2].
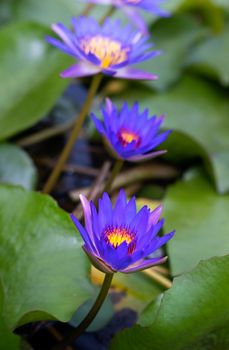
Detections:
[104, 225, 136, 253]
[80, 35, 129, 69]
[118, 129, 141, 147]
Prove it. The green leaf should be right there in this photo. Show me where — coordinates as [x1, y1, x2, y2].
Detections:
[0, 0, 14, 25]
[115, 76, 229, 193]
[12, 0, 105, 26]
[186, 22, 229, 86]
[0, 319, 20, 349]
[140, 14, 208, 91]
[0, 143, 37, 190]
[212, 0, 229, 9]
[13, 0, 84, 26]
[111, 255, 229, 350]
[164, 169, 229, 275]
[0, 289, 20, 350]
[0, 185, 93, 330]
[0, 21, 72, 140]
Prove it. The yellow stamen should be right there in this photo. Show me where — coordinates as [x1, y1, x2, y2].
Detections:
[118, 129, 140, 147]
[104, 225, 136, 253]
[80, 35, 129, 69]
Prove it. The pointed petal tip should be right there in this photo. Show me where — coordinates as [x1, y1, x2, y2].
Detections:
[150, 203, 164, 218]
[79, 193, 87, 203]
[169, 230, 176, 238]
[104, 97, 114, 115]
[51, 23, 58, 31]
[163, 229, 176, 243]
[70, 212, 76, 220]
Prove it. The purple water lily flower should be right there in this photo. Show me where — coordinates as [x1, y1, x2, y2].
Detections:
[71, 189, 175, 273]
[82, 0, 170, 34]
[46, 16, 160, 80]
[92, 98, 171, 162]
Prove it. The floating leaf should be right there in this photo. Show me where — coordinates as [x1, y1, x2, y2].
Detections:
[139, 14, 208, 91]
[0, 21, 72, 140]
[164, 169, 229, 275]
[0, 185, 93, 330]
[0, 289, 20, 350]
[12, 0, 106, 26]
[115, 76, 229, 193]
[187, 22, 229, 86]
[0, 143, 37, 190]
[111, 255, 229, 350]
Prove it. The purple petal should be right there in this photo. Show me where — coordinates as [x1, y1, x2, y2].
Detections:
[122, 256, 167, 273]
[128, 150, 167, 162]
[138, 219, 165, 250]
[145, 230, 175, 255]
[51, 23, 75, 49]
[113, 189, 127, 225]
[124, 196, 137, 224]
[60, 62, 101, 78]
[114, 67, 158, 80]
[147, 204, 163, 230]
[45, 36, 75, 56]
[130, 206, 149, 236]
[98, 196, 111, 230]
[70, 213, 96, 253]
[91, 114, 106, 134]
[105, 98, 114, 115]
[83, 246, 115, 274]
[79, 195, 94, 240]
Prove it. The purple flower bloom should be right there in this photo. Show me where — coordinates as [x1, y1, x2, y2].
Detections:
[71, 190, 175, 273]
[92, 98, 171, 162]
[46, 16, 160, 80]
[81, 0, 170, 34]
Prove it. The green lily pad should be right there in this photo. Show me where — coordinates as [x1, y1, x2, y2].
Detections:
[0, 143, 37, 190]
[12, 0, 108, 26]
[186, 22, 229, 86]
[0, 288, 20, 350]
[164, 169, 229, 275]
[212, 0, 229, 9]
[0, 185, 93, 330]
[111, 255, 229, 350]
[140, 14, 208, 91]
[0, 21, 72, 140]
[115, 75, 229, 193]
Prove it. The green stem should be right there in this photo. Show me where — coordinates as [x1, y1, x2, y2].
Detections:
[82, 2, 95, 16]
[42, 73, 103, 194]
[100, 6, 116, 24]
[51, 273, 114, 350]
[103, 158, 124, 193]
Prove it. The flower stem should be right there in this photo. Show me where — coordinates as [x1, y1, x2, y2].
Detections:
[42, 73, 103, 194]
[82, 3, 95, 16]
[100, 6, 116, 24]
[103, 158, 124, 193]
[51, 273, 113, 350]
